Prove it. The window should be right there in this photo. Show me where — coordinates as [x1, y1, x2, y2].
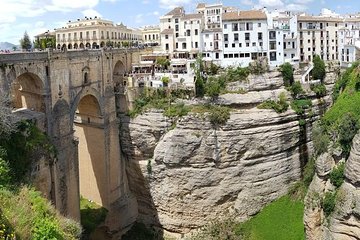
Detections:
[186, 30, 191, 36]
[224, 54, 228, 58]
[245, 33, 250, 41]
[232, 23, 238, 31]
[225, 43, 228, 48]
[246, 22, 253, 30]
[234, 53, 239, 58]
[270, 52, 277, 61]
[182, 42, 186, 49]
[216, 53, 219, 59]
[258, 32, 262, 40]
[165, 35, 169, 39]
[224, 24, 227, 29]
[234, 33, 239, 41]
[232, 43, 235, 48]
[258, 23, 261, 28]
[245, 53, 250, 57]
[246, 42, 249, 47]
[252, 42, 256, 46]
[269, 31, 276, 39]
[270, 41, 276, 50]
[224, 34, 229, 41]
[176, 43, 178, 48]
[175, 18, 179, 23]
[165, 44, 169, 50]
[195, 29, 198, 35]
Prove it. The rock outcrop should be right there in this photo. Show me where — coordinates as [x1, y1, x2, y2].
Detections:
[121, 106, 320, 234]
[304, 132, 360, 239]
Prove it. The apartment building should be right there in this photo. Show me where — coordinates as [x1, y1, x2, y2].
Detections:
[159, 7, 203, 59]
[297, 16, 341, 63]
[222, 10, 269, 67]
[268, 11, 298, 66]
[338, 17, 360, 67]
[140, 25, 161, 46]
[198, 3, 224, 63]
[55, 17, 141, 50]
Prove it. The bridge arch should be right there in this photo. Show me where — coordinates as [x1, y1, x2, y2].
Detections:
[113, 60, 126, 86]
[11, 72, 45, 112]
[71, 88, 109, 208]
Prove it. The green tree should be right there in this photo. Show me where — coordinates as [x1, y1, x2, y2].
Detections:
[280, 63, 294, 87]
[156, 57, 170, 70]
[122, 41, 129, 48]
[161, 76, 170, 87]
[193, 56, 205, 97]
[312, 55, 326, 81]
[20, 31, 32, 50]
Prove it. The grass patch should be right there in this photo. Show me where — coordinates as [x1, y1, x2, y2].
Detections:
[0, 187, 81, 240]
[234, 195, 305, 240]
[80, 196, 108, 236]
[191, 104, 231, 126]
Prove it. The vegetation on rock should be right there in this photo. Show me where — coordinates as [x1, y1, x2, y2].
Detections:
[257, 92, 289, 113]
[80, 196, 108, 236]
[329, 162, 345, 189]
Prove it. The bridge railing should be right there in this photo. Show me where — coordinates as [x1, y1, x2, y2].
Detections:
[0, 52, 48, 63]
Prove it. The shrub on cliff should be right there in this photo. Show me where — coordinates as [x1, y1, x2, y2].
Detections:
[208, 105, 230, 126]
[257, 92, 289, 113]
[329, 162, 345, 189]
[280, 62, 294, 87]
[311, 83, 327, 97]
[289, 81, 304, 99]
[291, 99, 312, 115]
[322, 191, 336, 217]
[312, 122, 330, 156]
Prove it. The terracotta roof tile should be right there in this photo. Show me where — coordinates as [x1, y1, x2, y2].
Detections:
[222, 10, 267, 21]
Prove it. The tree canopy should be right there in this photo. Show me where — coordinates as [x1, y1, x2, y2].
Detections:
[312, 55, 326, 81]
[20, 31, 32, 50]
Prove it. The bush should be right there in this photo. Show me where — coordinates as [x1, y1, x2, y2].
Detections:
[311, 83, 327, 97]
[80, 196, 108, 235]
[258, 92, 289, 113]
[195, 76, 205, 98]
[332, 62, 359, 101]
[322, 191, 336, 217]
[312, 122, 330, 156]
[337, 112, 359, 156]
[225, 66, 249, 82]
[205, 76, 223, 100]
[291, 99, 312, 115]
[312, 55, 326, 81]
[208, 106, 231, 126]
[164, 102, 190, 118]
[280, 63, 294, 87]
[329, 162, 345, 188]
[0, 156, 11, 188]
[289, 81, 304, 99]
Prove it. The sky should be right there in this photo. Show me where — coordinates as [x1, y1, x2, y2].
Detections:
[0, 0, 359, 44]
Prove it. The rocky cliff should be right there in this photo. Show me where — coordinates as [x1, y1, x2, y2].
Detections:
[120, 70, 335, 236]
[304, 132, 360, 240]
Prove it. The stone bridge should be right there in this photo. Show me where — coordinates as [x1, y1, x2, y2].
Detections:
[0, 48, 140, 234]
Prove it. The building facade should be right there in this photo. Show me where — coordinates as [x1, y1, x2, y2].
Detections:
[55, 17, 142, 50]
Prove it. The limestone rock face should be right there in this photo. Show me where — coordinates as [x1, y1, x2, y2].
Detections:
[316, 152, 335, 177]
[305, 132, 360, 239]
[121, 108, 312, 233]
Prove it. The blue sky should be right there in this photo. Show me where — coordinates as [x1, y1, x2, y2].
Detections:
[0, 0, 359, 44]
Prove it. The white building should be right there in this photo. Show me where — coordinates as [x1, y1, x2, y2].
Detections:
[55, 17, 141, 50]
[297, 15, 341, 62]
[339, 17, 360, 67]
[221, 10, 269, 67]
[140, 25, 161, 46]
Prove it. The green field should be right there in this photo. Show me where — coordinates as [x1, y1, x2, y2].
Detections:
[235, 195, 305, 240]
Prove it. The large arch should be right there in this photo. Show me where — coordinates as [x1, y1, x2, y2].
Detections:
[79, 43, 84, 49]
[72, 90, 108, 208]
[74, 43, 78, 49]
[85, 43, 91, 49]
[113, 60, 126, 86]
[11, 72, 45, 112]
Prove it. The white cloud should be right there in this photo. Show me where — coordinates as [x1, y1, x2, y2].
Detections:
[285, 3, 307, 11]
[293, 0, 313, 3]
[82, 9, 102, 18]
[257, 0, 284, 8]
[159, 0, 193, 9]
[153, 11, 159, 16]
[241, 0, 254, 6]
